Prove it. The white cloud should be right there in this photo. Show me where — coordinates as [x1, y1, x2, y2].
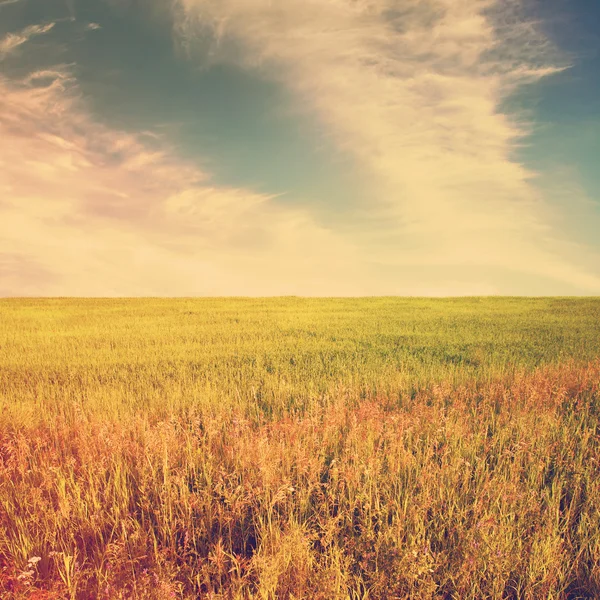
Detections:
[1, 3, 599, 295]
[0, 69, 367, 296]
[171, 0, 600, 293]
[0, 22, 55, 59]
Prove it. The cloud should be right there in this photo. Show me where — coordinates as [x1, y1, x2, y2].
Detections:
[0, 66, 367, 296]
[0, 252, 59, 296]
[172, 0, 600, 293]
[0, 22, 55, 59]
[1, 4, 599, 296]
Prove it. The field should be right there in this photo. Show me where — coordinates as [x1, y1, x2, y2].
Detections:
[1, 297, 600, 599]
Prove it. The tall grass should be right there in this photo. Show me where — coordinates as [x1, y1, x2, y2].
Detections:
[1, 298, 599, 598]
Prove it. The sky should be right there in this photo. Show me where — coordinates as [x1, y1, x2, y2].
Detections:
[1, 0, 599, 296]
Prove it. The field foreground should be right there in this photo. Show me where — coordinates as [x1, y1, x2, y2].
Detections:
[1, 298, 600, 599]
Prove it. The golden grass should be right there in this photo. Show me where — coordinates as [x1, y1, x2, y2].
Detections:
[1, 298, 599, 598]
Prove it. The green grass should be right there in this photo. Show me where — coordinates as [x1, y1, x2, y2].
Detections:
[1, 298, 599, 598]
[2, 297, 599, 419]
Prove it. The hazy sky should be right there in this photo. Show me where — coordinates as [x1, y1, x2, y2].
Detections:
[1, 0, 599, 296]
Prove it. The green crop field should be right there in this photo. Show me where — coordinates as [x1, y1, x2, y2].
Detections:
[1, 298, 600, 598]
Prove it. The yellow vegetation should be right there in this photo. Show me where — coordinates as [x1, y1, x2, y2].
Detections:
[1, 298, 599, 598]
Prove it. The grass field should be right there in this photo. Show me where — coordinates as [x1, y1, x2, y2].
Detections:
[1, 298, 600, 598]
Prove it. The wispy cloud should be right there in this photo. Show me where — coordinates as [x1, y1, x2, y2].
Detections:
[0, 66, 365, 296]
[1, 4, 599, 295]
[0, 22, 55, 59]
[172, 0, 600, 293]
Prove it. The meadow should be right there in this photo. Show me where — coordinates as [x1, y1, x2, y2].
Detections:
[1, 297, 600, 599]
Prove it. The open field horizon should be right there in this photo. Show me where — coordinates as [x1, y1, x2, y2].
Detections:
[3, 0, 600, 596]
[2, 298, 600, 598]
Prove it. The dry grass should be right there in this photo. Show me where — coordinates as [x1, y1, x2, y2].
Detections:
[1, 298, 599, 598]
